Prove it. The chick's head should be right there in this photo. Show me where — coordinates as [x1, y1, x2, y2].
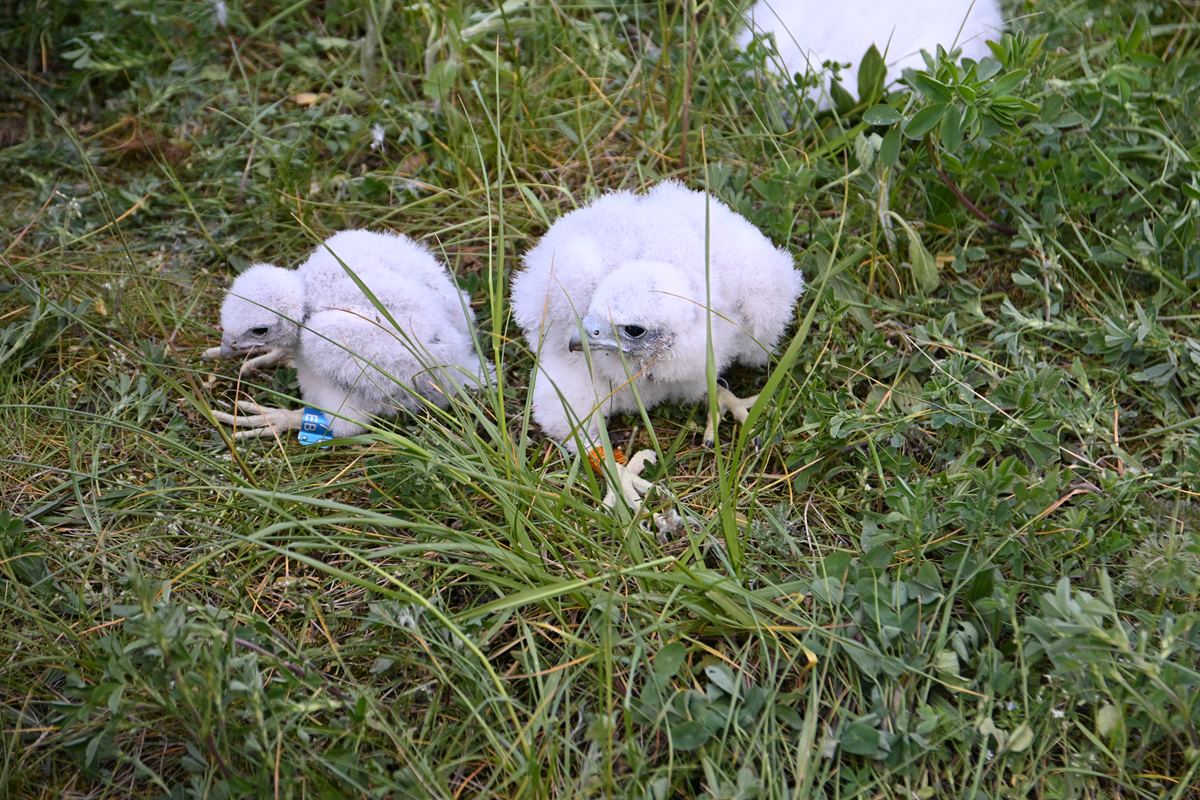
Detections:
[219, 263, 304, 357]
[569, 260, 697, 367]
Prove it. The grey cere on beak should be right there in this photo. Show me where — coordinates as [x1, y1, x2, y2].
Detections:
[221, 332, 266, 359]
[568, 326, 621, 354]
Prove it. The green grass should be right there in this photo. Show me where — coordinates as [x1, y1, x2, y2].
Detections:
[2, 0, 1199, 796]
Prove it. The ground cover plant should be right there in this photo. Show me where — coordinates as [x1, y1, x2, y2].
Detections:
[2, 0, 1198, 796]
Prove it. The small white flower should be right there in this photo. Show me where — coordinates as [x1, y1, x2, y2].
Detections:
[370, 123, 385, 151]
[1006, 701, 1017, 711]
[1052, 708, 1065, 719]
[212, 0, 228, 28]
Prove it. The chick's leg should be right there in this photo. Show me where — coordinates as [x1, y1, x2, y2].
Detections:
[702, 386, 759, 447]
[599, 449, 658, 511]
[595, 450, 688, 538]
[212, 399, 304, 440]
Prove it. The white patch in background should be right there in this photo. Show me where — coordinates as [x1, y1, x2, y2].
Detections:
[211, 0, 228, 28]
[739, 0, 1005, 104]
[370, 123, 385, 151]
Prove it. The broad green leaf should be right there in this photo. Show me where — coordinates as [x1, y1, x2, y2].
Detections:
[1124, 13, 1149, 55]
[1130, 362, 1175, 384]
[1051, 111, 1088, 129]
[941, 104, 963, 151]
[934, 650, 961, 676]
[854, 132, 878, 169]
[829, 79, 857, 114]
[775, 704, 804, 730]
[738, 686, 767, 727]
[864, 544, 892, 569]
[423, 59, 460, 102]
[1096, 703, 1122, 738]
[704, 664, 738, 696]
[841, 641, 882, 677]
[653, 642, 688, 681]
[858, 45, 887, 103]
[863, 104, 902, 125]
[669, 720, 709, 751]
[315, 36, 355, 50]
[697, 705, 727, 734]
[991, 68, 1029, 95]
[1007, 722, 1035, 753]
[906, 226, 940, 292]
[106, 682, 125, 714]
[904, 104, 947, 139]
[976, 56, 1002, 80]
[879, 126, 902, 165]
[977, 716, 1005, 745]
[840, 721, 888, 758]
[809, 576, 844, 605]
[906, 72, 952, 104]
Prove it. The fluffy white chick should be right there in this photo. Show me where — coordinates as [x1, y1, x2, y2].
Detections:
[740, 0, 1004, 105]
[212, 229, 488, 440]
[511, 181, 803, 505]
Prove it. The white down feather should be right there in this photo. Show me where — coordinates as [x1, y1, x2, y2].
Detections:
[739, 0, 1005, 104]
[511, 181, 803, 450]
[217, 229, 489, 437]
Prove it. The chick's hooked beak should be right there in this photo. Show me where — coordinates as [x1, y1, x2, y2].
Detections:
[220, 333, 252, 359]
[568, 326, 621, 354]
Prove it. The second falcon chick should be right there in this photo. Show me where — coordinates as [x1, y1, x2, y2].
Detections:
[212, 229, 489, 440]
[511, 181, 803, 505]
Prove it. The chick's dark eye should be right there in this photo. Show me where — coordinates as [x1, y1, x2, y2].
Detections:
[623, 325, 646, 339]
[250, 326, 269, 336]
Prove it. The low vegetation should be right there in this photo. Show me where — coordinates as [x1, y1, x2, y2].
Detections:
[2, 0, 1198, 796]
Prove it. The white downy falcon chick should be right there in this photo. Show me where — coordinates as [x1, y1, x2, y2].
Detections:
[211, 229, 489, 440]
[740, 0, 1003, 105]
[511, 181, 803, 505]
